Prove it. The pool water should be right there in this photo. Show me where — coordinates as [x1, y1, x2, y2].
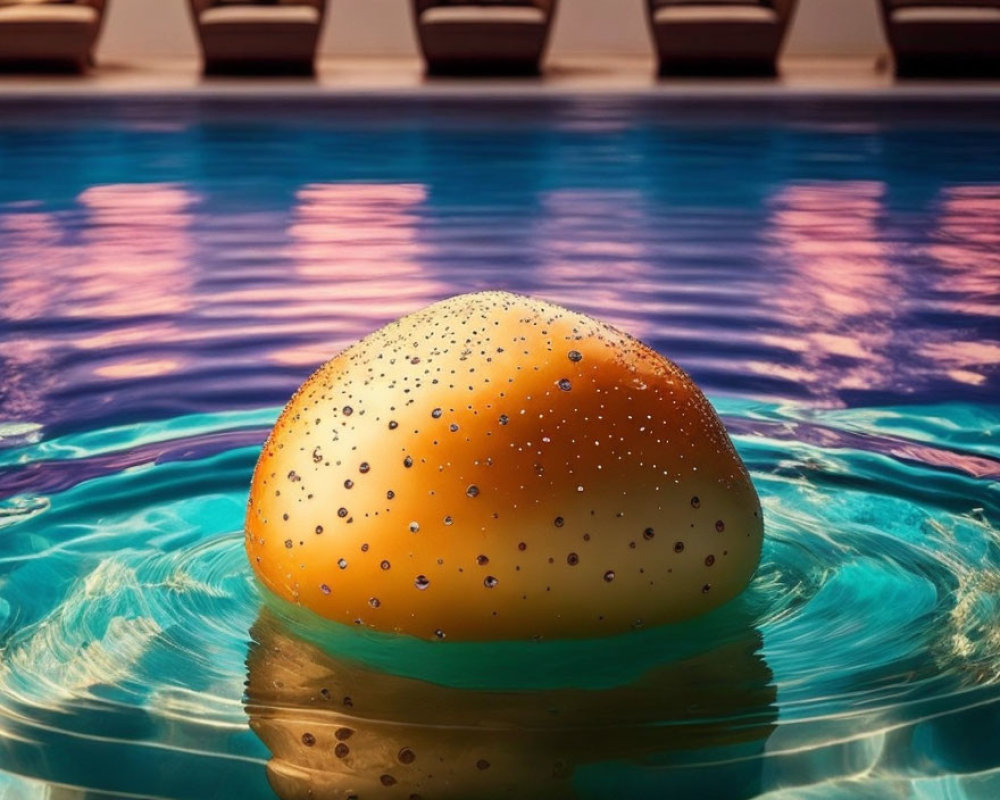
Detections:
[0, 98, 998, 799]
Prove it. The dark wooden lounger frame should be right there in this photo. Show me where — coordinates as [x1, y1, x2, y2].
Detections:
[0, 0, 109, 72]
[188, 0, 328, 75]
[877, 0, 1000, 77]
[645, 0, 798, 76]
[411, 0, 559, 76]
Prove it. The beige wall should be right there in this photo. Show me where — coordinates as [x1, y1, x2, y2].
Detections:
[97, 0, 889, 62]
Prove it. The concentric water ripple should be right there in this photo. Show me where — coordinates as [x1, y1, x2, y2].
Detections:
[0, 400, 996, 799]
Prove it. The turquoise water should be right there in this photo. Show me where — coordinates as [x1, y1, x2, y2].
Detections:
[1, 402, 997, 798]
[1, 99, 999, 799]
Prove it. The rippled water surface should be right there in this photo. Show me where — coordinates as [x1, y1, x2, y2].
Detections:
[1, 98, 999, 799]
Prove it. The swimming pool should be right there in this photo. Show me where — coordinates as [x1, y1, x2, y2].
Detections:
[0, 96, 998, 799]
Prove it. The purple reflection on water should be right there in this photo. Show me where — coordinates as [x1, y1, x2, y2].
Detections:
[1, 109, 998, 440]
[762, 180, 902, 406]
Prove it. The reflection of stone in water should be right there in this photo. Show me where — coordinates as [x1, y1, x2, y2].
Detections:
[245, 612, 775, 800]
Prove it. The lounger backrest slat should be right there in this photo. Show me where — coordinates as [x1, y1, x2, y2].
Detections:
[647, 0, 797, 24]
[414, 0, 555, 16]
[190, 0, 327, 16]
[883, 0, 1000, 8]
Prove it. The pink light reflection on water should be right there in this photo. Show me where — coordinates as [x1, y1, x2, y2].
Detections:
[0, 210, 71, 420]
[0, 184, 198, 419]
[762, 181, 902, 405]
[926, 186, 1000, 316]
[918, 186, 1000, 387]
[1, 210, 67, 323]
[73, 184, 199, 384]
[269, 182, 447, 366]
[75, 183, 198, 320]
[530, 189, 657, 341]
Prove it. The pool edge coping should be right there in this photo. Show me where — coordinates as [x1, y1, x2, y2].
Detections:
[3, 85, 1000, 102]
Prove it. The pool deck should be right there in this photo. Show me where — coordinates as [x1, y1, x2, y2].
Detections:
[3, 56, 1000, 100]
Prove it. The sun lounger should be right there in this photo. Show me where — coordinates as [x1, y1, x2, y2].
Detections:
[188, 0, 327, 75]
[0, 0, 108, 71]
[412, 0, 559, 75]
[878, 1, 1000, 76]
[646, 0, 797, 76]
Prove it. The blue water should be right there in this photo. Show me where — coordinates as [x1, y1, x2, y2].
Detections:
[0, 98, 998, 799]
